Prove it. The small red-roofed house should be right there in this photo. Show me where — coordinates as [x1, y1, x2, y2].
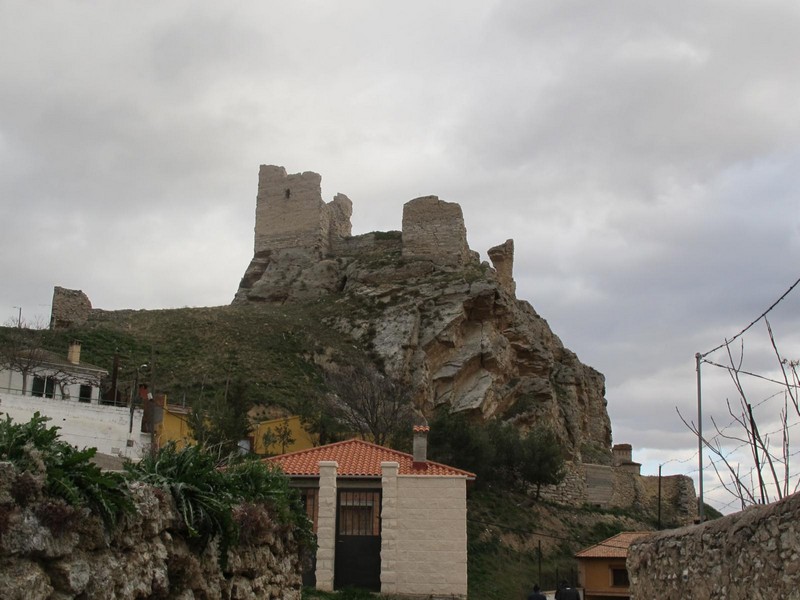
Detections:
[267, 426, 474, 598]
[575, 531, 652, 600]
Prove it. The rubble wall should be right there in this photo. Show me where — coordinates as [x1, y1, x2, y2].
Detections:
[628, 491, 800, 600]
[0, 464, 302, 600]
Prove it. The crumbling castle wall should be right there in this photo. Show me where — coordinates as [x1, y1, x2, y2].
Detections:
[254, 166, 330, 256]
[50, 286, 92, 329]
[628, 491, 800, 599]
[401, 196, 476, 266]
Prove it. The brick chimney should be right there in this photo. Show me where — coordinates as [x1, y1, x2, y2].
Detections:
[67, 341, 81, 365]
[412, 425, 430, 469]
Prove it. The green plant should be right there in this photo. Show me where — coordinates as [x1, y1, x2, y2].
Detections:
[0, 413, 133, 529]
[126, 443, 314, 566]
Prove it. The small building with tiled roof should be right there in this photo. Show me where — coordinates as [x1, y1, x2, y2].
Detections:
[575, 531, 652, 600]
[268, 427, 474, 598]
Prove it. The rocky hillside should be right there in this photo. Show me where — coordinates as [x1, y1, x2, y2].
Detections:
[230, 166, 612, 462]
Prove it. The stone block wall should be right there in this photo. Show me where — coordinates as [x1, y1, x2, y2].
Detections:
[380, 463, 468, 598]
[401, 196, 475, 266]
[0, 468, 302, 600]
[254, 165, 330, 256]
[628, 491, 800, 599]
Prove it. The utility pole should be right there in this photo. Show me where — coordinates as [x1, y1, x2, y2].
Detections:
[696, 352, 704, 523]
[657, 464, 662, 530]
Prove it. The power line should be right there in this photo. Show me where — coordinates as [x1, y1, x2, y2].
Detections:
[700, 275, 800, 358]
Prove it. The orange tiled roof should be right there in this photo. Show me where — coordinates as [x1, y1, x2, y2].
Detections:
[575, 532, 651, 559]
[267, 438, 476, 479]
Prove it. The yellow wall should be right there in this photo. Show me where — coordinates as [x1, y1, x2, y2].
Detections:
[155, 406, 313, 456]
[579, 558, 631, 599]
[156, 405, 195, 449]
[252, 415, 315, 455]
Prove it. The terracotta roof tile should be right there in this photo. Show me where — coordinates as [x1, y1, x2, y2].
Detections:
[267, 438, 475, 479]
[575, 532, 651, 559]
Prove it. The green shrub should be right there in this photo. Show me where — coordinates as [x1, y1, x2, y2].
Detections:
[126, 443, 314, 566]
[0, 413, 133, 529]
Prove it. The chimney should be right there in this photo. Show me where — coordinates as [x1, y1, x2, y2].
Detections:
[67, 341, 81, 365]
[412, 425, 430, 469]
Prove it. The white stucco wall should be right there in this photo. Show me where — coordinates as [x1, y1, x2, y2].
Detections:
[381, 463, 468, 598]
[0, 391, 148, 459]
[2, 365, 103, 402]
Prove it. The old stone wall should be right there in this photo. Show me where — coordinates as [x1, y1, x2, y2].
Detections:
[628, 492, 800, 599]
[254, 165, 330, 256]
[0, 464, 302, 600]
[538, 461, 587, 506]
[50, 286, 92, 329]
[537, 462, 696, 527]
[401, 196, 476, 266]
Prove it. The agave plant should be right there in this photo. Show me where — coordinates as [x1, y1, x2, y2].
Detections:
[0, 413, 133, 529]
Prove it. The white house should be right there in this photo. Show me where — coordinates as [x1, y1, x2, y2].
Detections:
[0, 341, 148, 459]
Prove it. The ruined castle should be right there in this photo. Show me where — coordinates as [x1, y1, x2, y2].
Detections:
[233, 165, 515, 303]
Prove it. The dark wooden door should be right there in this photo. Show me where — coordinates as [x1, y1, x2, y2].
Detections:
[334, 489, 382, 591]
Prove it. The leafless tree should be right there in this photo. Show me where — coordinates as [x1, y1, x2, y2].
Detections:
[681, 318, 799, 510]
[0, 319, 48, 395]
[323, 361, 414, 447]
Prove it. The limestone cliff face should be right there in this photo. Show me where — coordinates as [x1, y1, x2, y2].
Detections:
[234, 166, 612, 462]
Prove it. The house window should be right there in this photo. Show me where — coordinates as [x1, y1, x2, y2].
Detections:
[32, 376, 55, 398]
[300, 488, 319, 533]
[611, 567, 630, 587]
[79, 384, 93, 403]
[338, 491, 380, 536]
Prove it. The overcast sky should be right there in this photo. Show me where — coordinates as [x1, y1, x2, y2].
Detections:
[3, 1, 800, 514]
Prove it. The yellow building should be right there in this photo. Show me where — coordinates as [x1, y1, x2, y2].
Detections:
[575, 532, 650, 600]
[155, 403, 314, 456]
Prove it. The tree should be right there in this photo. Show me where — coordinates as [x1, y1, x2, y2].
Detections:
[681, 318, 800, 511]
[0, 322, 48, 396]
[322, 361, 414, 447]
[188, 379, 252, 454]
[518, 427, 566, 499]
[428, 409, 565, 495]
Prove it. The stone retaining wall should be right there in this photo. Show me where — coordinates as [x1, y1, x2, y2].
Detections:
[628, 491, 800, 599]
[0, 463, 302, 600]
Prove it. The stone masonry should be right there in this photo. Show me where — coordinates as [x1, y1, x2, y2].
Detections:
[401, 195, 476, 266]
[628, 491, 800, 599]
[50, 286, 92, 329]
[0, 464, 302, 600]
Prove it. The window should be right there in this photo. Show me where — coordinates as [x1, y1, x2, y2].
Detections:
[338, 491, 380, 536]
[300, 488, 319, 533]
[611, 567, 630, 587]
[32, 375, 55, 398]
[79, 384, 92, 403]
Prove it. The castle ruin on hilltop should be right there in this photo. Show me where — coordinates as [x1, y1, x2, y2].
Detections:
[233, 165, 516, 303]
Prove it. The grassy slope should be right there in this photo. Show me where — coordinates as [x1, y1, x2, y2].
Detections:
[2, 300, 663, 599]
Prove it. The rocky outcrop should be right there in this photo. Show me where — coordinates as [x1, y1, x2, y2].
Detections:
[232, 166, 613, 461]
[628, 491, 800, 599]
[488, 239, 516, 295]
[0, 463, 302, 600]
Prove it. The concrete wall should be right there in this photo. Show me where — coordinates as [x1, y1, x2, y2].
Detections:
[0, 391, 148, 459]
[628, 491, 800, 599]
[381, 462, 468, 598]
